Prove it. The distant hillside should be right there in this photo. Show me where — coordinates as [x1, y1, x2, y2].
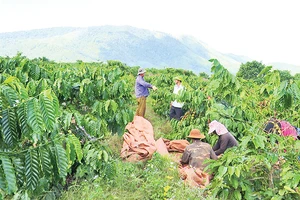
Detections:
[266, 62, 300, 75]
[0, 26, 249, 74]
[225, 53, 252, 63]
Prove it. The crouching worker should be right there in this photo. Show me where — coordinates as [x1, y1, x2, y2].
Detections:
[264, 117, 298, 140]
[208, 120, 238, 156]
[180, 129, 217, 187]
[263, 117, 300, 161]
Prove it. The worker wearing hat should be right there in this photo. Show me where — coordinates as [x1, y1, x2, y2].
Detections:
[135, 68, 157, 117]
[170, 76, 185, 120]
[181, 129, 217, 171]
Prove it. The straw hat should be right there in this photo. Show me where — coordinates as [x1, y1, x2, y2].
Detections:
[174, 76, 183, 82]
[187, 129, 205, 139]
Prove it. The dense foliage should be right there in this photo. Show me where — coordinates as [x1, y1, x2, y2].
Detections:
[236, 60, 266, 80]
[0, 54, 134, 199]
[150, 59, 300, 199]
[0, 54, 299, 199]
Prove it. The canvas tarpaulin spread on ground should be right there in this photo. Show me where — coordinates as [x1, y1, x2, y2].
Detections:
[120, 116, 211, 187]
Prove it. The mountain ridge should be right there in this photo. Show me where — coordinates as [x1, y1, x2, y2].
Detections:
[1, 25, 298, 74]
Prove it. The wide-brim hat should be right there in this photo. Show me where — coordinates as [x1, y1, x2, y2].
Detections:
[137, 68, 146, 75]
[174, 76, 182, 81]
[187, 129, 205, 139]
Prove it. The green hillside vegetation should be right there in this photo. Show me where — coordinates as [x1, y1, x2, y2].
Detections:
[0, 53, 299, 199]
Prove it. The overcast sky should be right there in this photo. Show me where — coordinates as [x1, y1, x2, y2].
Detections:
[0, 0, 299, 65]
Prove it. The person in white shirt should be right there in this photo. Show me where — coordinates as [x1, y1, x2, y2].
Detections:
[170, 76, 184, 120]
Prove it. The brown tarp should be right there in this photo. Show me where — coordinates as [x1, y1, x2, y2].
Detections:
[155, 138, 169, 156]
[120, 117, 211, 187]
[162, 138, 190, 152]
[120, 116, 157, 162]
[179, 165, 210, 188]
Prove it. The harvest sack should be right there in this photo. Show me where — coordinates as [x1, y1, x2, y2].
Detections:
[120, 116, 157, 162]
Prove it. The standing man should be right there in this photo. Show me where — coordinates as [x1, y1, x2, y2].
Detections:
[170, 76, 184, 120]
[135, 68, 157, 117]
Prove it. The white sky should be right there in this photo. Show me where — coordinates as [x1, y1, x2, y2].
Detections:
[0, 0, 300, 65]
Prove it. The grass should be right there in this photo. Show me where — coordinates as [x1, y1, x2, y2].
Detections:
[145, 97, 173, 139]
[60, 154, 208, 200]
[59, 97, 207, 200]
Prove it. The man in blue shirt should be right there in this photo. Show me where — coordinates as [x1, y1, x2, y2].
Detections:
[135, 68, 157, 117]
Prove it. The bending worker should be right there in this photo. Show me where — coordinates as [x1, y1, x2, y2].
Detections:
[208, 120, 238, 156]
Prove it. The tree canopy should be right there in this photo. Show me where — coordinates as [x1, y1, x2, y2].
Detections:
[236, 60, 265, 80]
[278, 70, 293, 82]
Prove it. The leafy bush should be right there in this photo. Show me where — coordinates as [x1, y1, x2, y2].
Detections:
[1, 54, 300, 199]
